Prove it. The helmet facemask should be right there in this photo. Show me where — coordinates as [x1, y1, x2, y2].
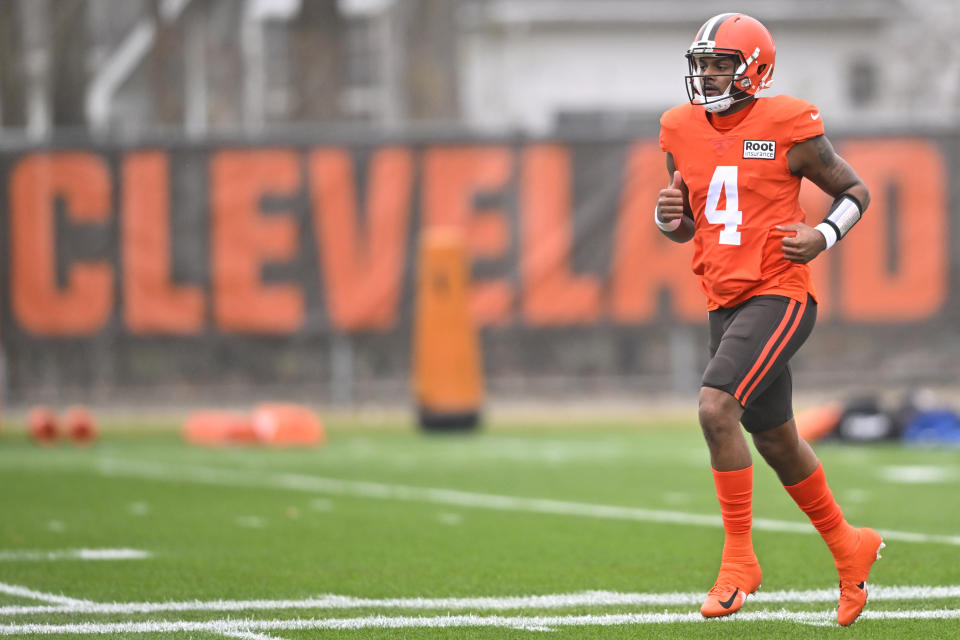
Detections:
[685, 49, 758, 113]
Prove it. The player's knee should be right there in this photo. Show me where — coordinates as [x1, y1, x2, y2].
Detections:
[698, 388, 740, 438]
[752, 429, 793, 463]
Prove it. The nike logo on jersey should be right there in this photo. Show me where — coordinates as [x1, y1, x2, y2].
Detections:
[810, 112, 821, 120]
[719, 588, 740, 609]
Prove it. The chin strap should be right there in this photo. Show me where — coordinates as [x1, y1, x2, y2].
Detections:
[703, 97, 734, 113]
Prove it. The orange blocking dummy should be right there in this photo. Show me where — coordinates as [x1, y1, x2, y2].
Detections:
[183, 411, 257, 446]
[412, 229, 483, 431]
[251, 403, 325, 446]
[795, 403, 844, 442]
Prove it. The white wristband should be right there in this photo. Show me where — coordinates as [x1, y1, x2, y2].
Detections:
[814, 222, 838, 250]
[655, 205, 681, 232]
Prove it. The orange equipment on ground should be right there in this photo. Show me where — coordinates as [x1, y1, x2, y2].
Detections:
[183, 411, 258, 446]
[183, 404, 324, 447]
[28, 406, 59, 444]
[795, 402, 844, 442]
[251, 403, 325, 446]
[412, 228, 484, 430]
[62, 405, 98, 445]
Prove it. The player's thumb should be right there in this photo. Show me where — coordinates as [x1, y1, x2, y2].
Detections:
[669, 171, 682, 190]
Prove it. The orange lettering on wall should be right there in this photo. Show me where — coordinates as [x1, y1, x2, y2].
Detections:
[423, 146, 513, 325]
[521, 144, 601, 325]
[610, 141, 703, 324]
[838, 139, 947, 322]
[799, 179, 834, 319]
[211, 149, 303, 333]
[123, 152, 204, 333]
[10, 153, 113, 335]
[309, 147, 413, 331]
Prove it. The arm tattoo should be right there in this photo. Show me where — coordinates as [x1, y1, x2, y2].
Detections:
[810, 136, 857, 194]
[814, 137, 836, 168]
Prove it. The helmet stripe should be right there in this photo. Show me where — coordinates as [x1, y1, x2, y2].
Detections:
[703, 12, 735, 41]
[694, 20, 708, 41]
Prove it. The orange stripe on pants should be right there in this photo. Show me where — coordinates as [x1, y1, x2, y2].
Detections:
[733, 299, 798, 404]
[739, 297, 808, 405]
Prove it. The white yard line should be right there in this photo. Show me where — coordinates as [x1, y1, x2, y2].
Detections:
[96, 457, 960, 546]
[2, 585, 958, 617]
[0, 549, 149, 562]
[4, 608, 960, 634]
[0, 583, 92, 607]
[220, 631, 285, 640]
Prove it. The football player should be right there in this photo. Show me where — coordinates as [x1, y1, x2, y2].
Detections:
[655, 13, 883, 626]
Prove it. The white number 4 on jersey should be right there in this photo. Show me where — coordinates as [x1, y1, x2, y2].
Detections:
[704, 165, 743, 246]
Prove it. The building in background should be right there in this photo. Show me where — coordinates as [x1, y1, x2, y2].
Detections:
[459, 0, 960, 133]
[1, 0, 958, 141]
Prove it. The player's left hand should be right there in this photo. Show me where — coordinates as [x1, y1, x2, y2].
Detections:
[775, 222, 827, 264]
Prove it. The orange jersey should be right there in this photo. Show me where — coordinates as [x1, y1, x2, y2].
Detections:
[659, 95, 825, 309]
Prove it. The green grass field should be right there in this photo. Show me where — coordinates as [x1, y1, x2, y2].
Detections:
[2, 411, 960, 639]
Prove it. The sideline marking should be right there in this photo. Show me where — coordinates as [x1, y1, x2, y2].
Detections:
[0, 583, 91, 607]
[2, 585, 959, 616]
[4, 608, 960, 634]
[0, 549, 149, 562]
[95, 458, 960, 546]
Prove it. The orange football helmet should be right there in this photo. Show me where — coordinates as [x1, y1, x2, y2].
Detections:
[685, 13, 776, 112]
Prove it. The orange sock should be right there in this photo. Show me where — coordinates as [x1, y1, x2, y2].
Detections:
[712, 466, 756, 563]
[784, 463, 857, 558]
